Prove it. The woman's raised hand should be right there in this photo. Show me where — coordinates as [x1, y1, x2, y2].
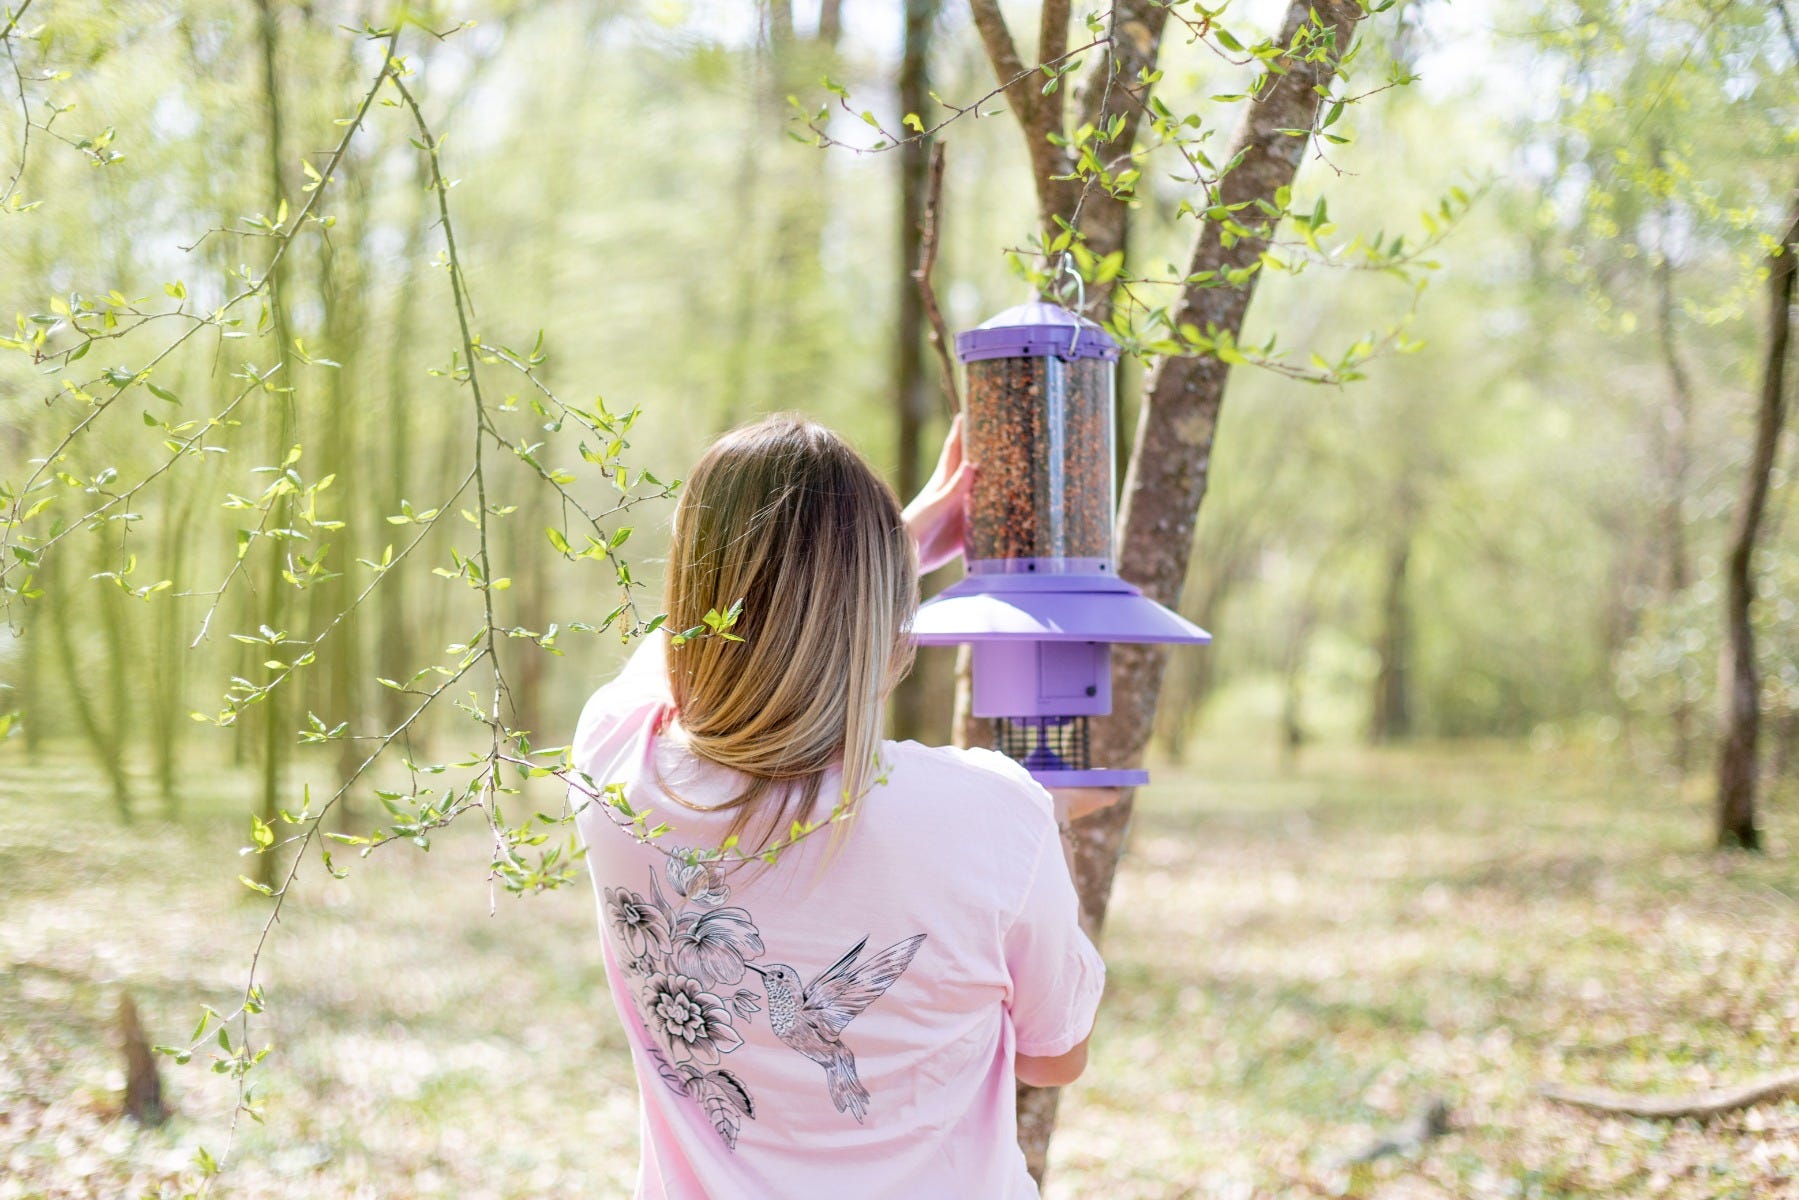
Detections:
[902, 413, 974, 575]
[1046, 787, 1128, 824]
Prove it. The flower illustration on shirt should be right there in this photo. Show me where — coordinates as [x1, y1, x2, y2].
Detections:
[667, 855, 730, 907]
[605, 887, 669, 960]
[649, 1048, 755, 1151]
[643, 971, 744, 1064]
[605, 853, 922, 1151]
[670, 907, 764, 985]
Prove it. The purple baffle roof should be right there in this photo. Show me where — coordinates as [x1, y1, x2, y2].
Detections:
[955, 300, 1120, 363]
[911, 570, 1211, 645]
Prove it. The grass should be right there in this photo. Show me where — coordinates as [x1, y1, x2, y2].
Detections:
[0, 739, 1795, 1198]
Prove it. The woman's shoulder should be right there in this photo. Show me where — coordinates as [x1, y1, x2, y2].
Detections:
[881, 740, 1055, 822]
[571, 634, 673, 759]
[857, 742, 1058, 917]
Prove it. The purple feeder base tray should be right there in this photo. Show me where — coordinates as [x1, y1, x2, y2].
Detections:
[1027, 767, 1149, 788]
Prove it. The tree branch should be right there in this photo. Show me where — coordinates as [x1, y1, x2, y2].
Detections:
[968, 0, 1035, 129]
[913, 142, 960, 417]
[1073, 0, 1170, 314]
[967, 0, 1071, 228]
[1773, 0, 1799, 62]
[1541, 1069, 1799, 1121]
[0, 0, 34, 209]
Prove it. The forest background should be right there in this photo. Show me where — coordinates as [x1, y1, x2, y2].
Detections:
[1, 0, 1797, 1197]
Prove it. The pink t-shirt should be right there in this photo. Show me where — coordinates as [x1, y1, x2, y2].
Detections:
[570, 633, 1105, 1199]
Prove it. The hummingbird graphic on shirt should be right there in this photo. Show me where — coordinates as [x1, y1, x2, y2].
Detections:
[746, 933, 927, 1123]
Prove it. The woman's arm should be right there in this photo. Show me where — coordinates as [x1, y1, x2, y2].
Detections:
[1011, 788, 1123, 1086]
[1046, 785, 1125, 879]
[901, 414, 973, 574]
[1016, 1038, 1091, 1088]
[1002, 789, 1113, 1092]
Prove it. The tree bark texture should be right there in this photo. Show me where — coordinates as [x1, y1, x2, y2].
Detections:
[1712, 181, 1799, 851]
[967, 0, 1368, 1177]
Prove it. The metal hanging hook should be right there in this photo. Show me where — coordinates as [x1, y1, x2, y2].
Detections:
[1057, 251, 1085, 358]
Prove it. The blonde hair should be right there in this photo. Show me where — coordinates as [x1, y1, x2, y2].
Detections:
[659, 414, 917, 854]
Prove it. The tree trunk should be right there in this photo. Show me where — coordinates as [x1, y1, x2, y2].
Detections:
[1149, 516, 1261, 759]
[714, 86, 768, 431]
[252, 0, 298, 888]
[891, 0, 941, 743]
[118, 991, 167, 1125]
[1369, 536, 1413, 743]
[152, 492, 196, 818]
[296, 20, 372, 826]
[1772, 709, 1798, 780]
[1011, 0, 1368, 1176]
[1652, 219, 1695, 773]
[506, 148, 582, 746]
[15, 601, 42, 760]
[1713, 182, 1799, 851]
[1280, 602, 1318, 770]
[96, 542, 136, 795]
[48, 551, 133, 820]
[318, 197, 368, 824]
[380, 157, 429, 736]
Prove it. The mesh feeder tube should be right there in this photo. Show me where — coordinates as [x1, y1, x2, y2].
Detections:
[913, 301, 1211, 788]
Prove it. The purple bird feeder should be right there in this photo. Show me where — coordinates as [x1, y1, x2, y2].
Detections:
[913, 301, 1211, 788]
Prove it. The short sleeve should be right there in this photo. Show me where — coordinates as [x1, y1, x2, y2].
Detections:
[569, 631, 671, 806]
[1002, 822, 1106, 1058]
[605, 628, 672, 706]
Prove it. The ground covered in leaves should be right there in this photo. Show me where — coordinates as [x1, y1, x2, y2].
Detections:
[1, 741, 1795, 1198]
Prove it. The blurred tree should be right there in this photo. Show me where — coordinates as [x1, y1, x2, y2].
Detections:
[1368, 531, 1413, 743]
[47, 538, 133, 819]
[891, 0, 943, 743]
[248, 0, 300, 888]
[1715, 187, 1798, 851]
[1536, 0, 1797, 791]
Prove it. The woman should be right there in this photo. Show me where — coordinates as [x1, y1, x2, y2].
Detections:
[570, 413, 1115, 1199]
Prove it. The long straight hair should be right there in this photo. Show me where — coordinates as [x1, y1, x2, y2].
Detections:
[659, 414, 917, 854]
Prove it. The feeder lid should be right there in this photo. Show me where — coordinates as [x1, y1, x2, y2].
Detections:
[912, 572, 1211, 646]
[955, 301, 1120, 364]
